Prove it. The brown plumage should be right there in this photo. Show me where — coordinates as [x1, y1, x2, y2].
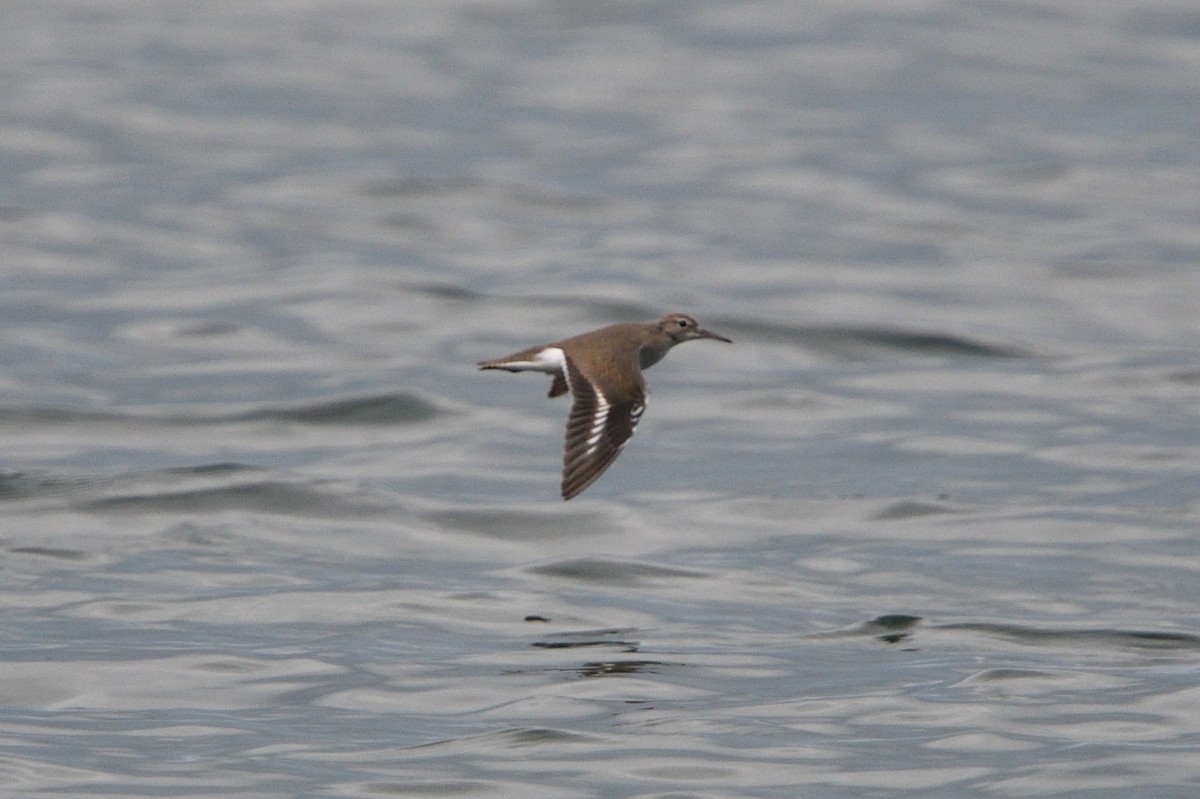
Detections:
[478, 313, 731, 499]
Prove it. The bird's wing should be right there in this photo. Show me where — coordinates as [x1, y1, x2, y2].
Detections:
[560, 357, 645, 500]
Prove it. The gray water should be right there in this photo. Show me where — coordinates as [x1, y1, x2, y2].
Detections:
[3, 2, 1200, 797]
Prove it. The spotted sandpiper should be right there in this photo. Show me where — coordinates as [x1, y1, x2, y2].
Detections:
[478, 313, 731, 500]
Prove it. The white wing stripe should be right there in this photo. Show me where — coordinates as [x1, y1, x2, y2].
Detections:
[584, 388, 610, 457]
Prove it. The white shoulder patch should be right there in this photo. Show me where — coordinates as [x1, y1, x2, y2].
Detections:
[537, 347, 567, 370]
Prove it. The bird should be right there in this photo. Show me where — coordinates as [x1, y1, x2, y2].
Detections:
[478, 313, 731, 499]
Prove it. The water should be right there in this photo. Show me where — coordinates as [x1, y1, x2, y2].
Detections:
[3, 1, 1200, 796]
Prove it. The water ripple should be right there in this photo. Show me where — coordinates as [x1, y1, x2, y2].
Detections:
[720, 320, 1034, 359]
[0, 392, 450, 428]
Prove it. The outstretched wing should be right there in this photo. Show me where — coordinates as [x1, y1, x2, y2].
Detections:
[560, 358, 645, 500]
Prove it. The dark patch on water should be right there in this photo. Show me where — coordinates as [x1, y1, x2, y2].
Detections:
[577, 660, 671, 677]
[232, 393, 445, 425]
[812, 614, 924, 645]
[0, 393, 448, 429]
[162, 463, 263, 477]
[7, 546, 91, 561]
[938, 622, 1200, 652]
[872, 500, 958, 520]
[398, 281, 483, 301]
[77, 481, 391, 518]
[426, 508, 597, 542]
[530, 640, 640, 652]
[529, 628, 641, 653]
[528, 558, 709, 585]
[722, 321, 1034, 360]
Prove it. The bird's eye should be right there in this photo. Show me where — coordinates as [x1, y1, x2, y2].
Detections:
[677, 319, 688, 327]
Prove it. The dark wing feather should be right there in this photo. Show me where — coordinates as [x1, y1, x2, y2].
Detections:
[560, 359, 645, 500]
[547, 372, 569, 398]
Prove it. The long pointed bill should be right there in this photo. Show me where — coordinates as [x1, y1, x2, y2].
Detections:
[697, 328, 732, 343]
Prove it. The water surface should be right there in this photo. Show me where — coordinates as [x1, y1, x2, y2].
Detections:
[2, 1, 1199, 796]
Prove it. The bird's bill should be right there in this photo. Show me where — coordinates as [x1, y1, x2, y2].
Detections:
[696, 328, 732, 343]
